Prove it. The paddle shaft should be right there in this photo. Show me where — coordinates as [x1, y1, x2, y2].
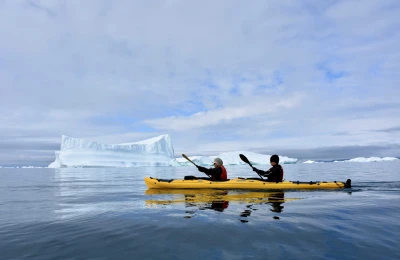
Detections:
[182, 154, 198, 167]
[182, 154, 211, 178]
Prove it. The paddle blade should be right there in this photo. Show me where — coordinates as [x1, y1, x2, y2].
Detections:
[182, 153, 197, 166]
[240, 154, 262, 179]
[239, 154, 251, 164]
[182, 153, 190, 161]
[240, 154, 254, 168]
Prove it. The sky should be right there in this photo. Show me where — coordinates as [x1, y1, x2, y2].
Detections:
[1, 0, 400, 166]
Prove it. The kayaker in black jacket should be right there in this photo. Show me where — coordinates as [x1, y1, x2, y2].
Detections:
[252, 154, 284, 182]
[197, 158, 228, 181]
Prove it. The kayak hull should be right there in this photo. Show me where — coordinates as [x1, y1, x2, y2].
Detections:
[144, 177, 351, 190]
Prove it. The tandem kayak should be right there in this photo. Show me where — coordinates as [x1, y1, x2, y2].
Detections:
[144, 177, 352, 190]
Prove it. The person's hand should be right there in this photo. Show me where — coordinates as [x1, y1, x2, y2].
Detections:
[252, 166, 257, 171]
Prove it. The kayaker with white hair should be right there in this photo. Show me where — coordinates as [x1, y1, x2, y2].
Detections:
[197, 157, 228, 181]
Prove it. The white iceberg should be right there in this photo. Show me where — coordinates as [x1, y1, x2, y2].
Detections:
[175, 156, 214, 166]
[48, 134, 175, 168]
[175, 151, 297, 166]
[218, 151, 297, 165]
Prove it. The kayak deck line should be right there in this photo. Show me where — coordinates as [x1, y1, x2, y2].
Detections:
[144, 177, 352, 190]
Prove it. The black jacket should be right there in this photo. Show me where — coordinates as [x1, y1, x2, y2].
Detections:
[197, 166, 223, 181]
[253, 164, 283, 182]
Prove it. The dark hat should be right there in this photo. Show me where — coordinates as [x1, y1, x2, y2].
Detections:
[270, 154, 279, 164]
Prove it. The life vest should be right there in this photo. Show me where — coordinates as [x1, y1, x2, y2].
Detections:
[220, 165, 228, 181]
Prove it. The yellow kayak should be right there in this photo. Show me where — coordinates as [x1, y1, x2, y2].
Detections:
[144, 177, 351, 190]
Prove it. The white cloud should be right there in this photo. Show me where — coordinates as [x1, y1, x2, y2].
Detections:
[144, 93, 304, 130]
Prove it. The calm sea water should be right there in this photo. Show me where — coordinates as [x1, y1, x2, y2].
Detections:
[0, 162, 399, 260]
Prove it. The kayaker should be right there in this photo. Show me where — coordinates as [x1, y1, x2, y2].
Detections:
[197, 158, 228, 181]
[252, 155, 284, 182]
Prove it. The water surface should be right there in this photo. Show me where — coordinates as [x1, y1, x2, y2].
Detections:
[1, 162, 399, 259]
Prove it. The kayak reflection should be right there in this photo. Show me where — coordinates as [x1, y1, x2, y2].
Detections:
[145, 189, 300, 220]
[145, 189, 231, 212]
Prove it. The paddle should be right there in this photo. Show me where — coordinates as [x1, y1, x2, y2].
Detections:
[182, 153, 211, 178]
[239, 154, 264, 180]
[182, 153, 198, 167]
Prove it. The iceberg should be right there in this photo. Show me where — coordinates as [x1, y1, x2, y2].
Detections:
[176, 156, 214, 166]
[175, 151, 297, 166]
[48, 134, 175, 168]
[218, 151, 297, 165]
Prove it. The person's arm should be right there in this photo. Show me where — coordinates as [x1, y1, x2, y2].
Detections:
[252, 167, 271, 177]
[198, 166, 222, 178]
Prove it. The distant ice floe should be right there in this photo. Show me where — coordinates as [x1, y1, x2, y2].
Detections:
[5, 134, 393, 168]
[302, 157, 399, 163]
[303, 160, 319, 164]
[334, 157, 399, 163]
